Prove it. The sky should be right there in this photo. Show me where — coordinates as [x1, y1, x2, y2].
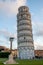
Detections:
[0, 0, 43, 50]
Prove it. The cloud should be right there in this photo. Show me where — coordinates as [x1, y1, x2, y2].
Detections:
[34, 41, 43, 50]
[34, 44, 43, 50]
[32, 21, 43, 36]
[32, 20, 43, 50]
[0, 29, 17, 49]
[0, 39, 10, 44]
[0, 0, 27, 16]
[0, 29, 16, 38]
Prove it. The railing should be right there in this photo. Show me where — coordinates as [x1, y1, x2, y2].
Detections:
[17, 25, 32, 31]
[18, 36, 32, 41]
[18, 39, 33, 43]
[18, 33, 32, 38]
[17, 22, 31, 27]
[18, 30, 32, 34]
[17, 17, 31, 22]
[18, 44, 34, 48]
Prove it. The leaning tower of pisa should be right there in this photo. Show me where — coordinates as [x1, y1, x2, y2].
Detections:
[17, 6, 34, 59]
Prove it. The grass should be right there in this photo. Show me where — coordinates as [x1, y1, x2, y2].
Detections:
[0, 58, 43, 65]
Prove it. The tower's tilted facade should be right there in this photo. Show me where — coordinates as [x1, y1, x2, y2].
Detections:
[17, 6, 34, 59]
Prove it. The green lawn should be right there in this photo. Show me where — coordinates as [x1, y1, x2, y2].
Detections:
[0, 58, 43, 65]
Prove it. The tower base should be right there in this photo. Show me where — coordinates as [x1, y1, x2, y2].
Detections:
[18, 47, 34, 59]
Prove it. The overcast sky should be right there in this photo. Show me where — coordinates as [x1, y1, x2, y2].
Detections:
[0, 0, 43, 50]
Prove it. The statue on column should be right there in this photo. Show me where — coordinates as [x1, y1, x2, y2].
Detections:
[4, 37, 18, 64]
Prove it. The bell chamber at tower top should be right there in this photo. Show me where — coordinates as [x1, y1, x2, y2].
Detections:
[17, 6, 31, 21]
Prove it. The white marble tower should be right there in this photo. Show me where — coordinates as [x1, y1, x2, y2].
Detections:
[17, 6, 34, 59]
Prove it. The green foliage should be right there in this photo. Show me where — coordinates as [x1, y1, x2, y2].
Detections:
[0, 52, 10, 58]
